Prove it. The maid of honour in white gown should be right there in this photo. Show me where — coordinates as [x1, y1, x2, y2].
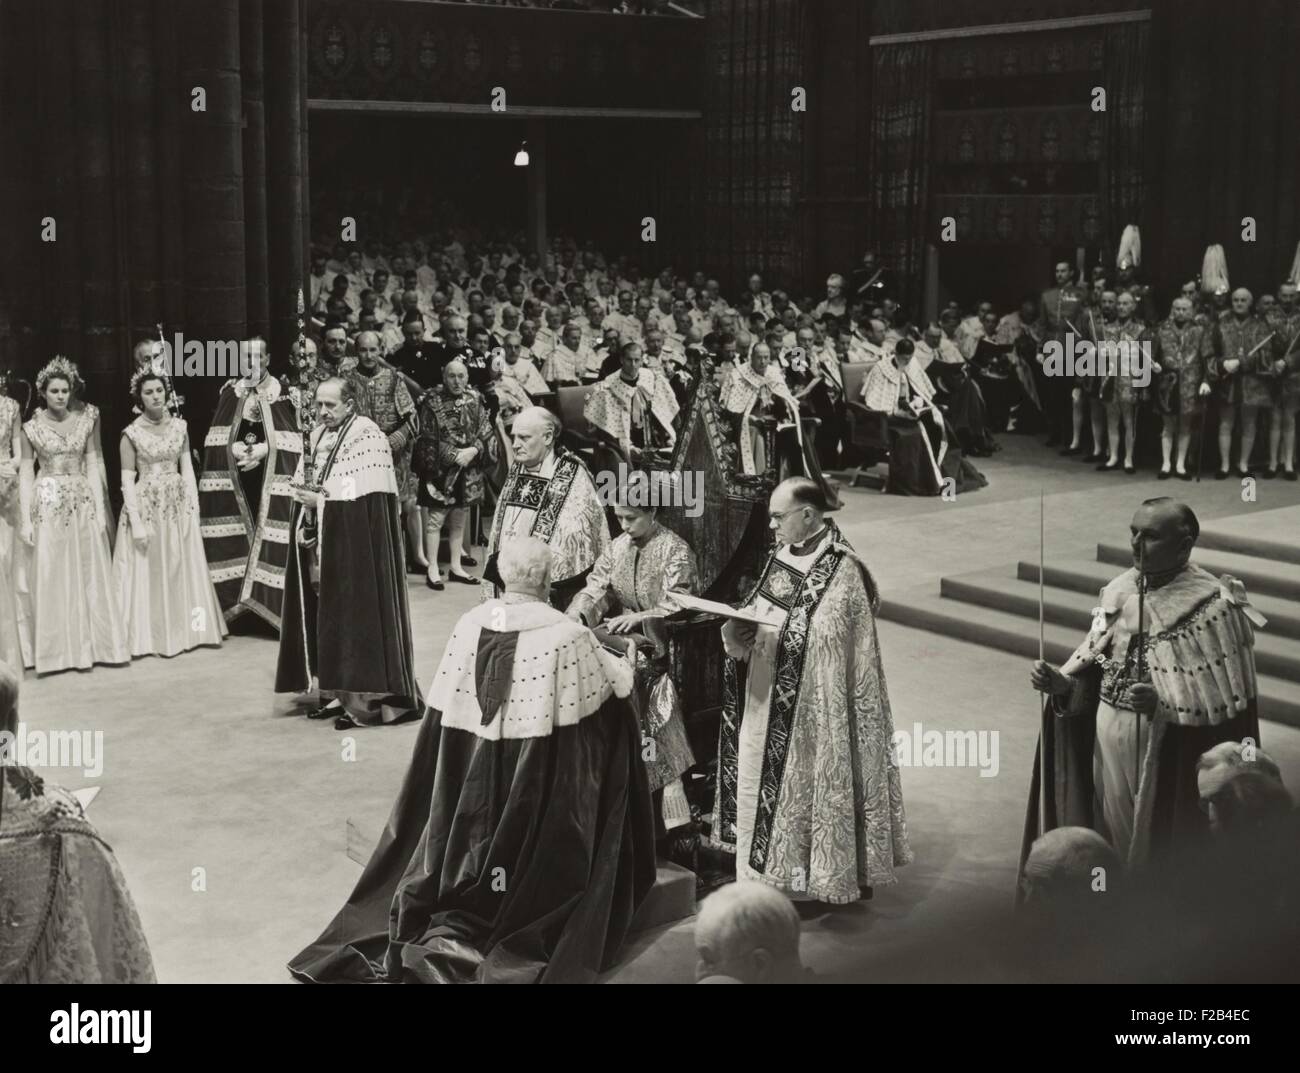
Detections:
[112, 366, 226, 657]
[18, 357, 129, 674]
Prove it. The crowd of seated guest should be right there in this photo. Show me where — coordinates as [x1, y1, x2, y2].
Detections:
[418, 0, 700, 14]
[303, 226, 1300, 507]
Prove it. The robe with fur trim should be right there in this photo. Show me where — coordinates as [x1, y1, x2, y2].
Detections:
[582, 368, 679, 458]
[1019, 562, 1266, 883]
[274, 415, 418, 711]
[287, 597, 656, 984]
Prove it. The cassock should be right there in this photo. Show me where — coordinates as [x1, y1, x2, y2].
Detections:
[713, 521, 912, 903]
[275, 414, 420, 725]
[199, 373, 302, 629]
[1019, 563, 1265, 884]
[484, 447, 610, 610]
[287, 596, 656, 984]
[582, 368, 679, 460]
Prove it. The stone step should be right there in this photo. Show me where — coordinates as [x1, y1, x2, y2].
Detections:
[1196, 506, 1300, 566]
[629, 860, 697, 933]
[1096, 543, 1300, 603]
[878, 592, 1300, 730]
[1019, 560, 1300, 642]
[944, 571, 1300, 683]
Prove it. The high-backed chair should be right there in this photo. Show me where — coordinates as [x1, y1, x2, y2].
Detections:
[840, 361, 888, 487]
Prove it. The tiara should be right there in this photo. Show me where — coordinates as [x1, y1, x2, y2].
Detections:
[129, 360, 173, 399]
[35, 355, 81, 393]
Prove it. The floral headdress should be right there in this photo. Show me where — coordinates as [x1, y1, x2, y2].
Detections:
[129, 335, 184, 415]
[129, 359, 173, 401]
[35, 355, 82, 395]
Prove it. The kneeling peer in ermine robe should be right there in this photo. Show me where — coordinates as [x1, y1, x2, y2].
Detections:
[1020, 562, 1265, 878]
[275, 409, 420, 727]
[287, 539, 656, 984]
[713, 519, 912, 903]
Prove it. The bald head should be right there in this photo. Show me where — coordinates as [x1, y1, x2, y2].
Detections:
[1131, 497, 1198, 574]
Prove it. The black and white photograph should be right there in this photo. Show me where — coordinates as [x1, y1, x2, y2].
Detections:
[0, 0, 1296, 1041]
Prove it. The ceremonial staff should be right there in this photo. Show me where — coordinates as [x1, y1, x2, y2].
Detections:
[290, 288, 323, 544]
[1135, 542, 1146, 784]
[1038, 490, 1045, 661]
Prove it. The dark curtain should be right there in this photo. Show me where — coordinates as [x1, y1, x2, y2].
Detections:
[1146, 0, 1299, 297]
[695, 0, 809, 292]
[1102, 19, 1149, 265]
[0, 0, 308, 467]
[868, 41, 934, 317]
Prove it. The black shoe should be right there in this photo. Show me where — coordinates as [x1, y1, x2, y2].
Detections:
[1285, 469, 1299, 482]
[1059, 445, 1082, 456]
[1177, 469, 1193, 481]
[1262, 467, 1278, 480]
[1238, 468, 1253, 480]
[1215, 469, 1229, 480]
[447, 572, 479, 585]
[1096, 460, 1119, 472]
[1158, 468, 1170, 480]
[426, 576, 444, 591]
[460, 555, 479, 567]
[334, 714, 358, 731]
[1124, 463, 1137, 475]
[1082, 452, 1102, 463]
[308, 702, 342, 720]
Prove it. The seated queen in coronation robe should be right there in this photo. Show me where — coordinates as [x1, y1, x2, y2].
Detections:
[566, 481, 699, 833]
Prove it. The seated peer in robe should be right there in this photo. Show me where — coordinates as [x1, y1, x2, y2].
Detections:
[567, 486, 699, 833]
[540, 323, 588, 388]
[720, 342, 802, 476]
[0, 661, 155, 983]
[916, 323, 996, 457]
[863, 339, 988, 497]
[583, 342, 679, 464]
[500, 332, 551, 397]
[287, 538, 656, 985]
[487, 354, 534, 425]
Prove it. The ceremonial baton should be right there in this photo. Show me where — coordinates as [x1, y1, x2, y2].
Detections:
[1135, 542, 1146, 782]
[1245, 332, 1276, 359]
[1038, 489, 1045, 662]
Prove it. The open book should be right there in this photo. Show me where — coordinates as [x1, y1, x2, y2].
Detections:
[668, 591, 787, 627]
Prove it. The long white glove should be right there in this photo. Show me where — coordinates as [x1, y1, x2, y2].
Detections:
[121, 471, 148, 549]
[89, 452, 110, 533]
[179, 446, 202, 517]
[18, 458, 35, 546]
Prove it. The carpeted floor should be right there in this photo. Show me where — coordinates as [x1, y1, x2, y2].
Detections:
[14, 436, 1300, 982]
